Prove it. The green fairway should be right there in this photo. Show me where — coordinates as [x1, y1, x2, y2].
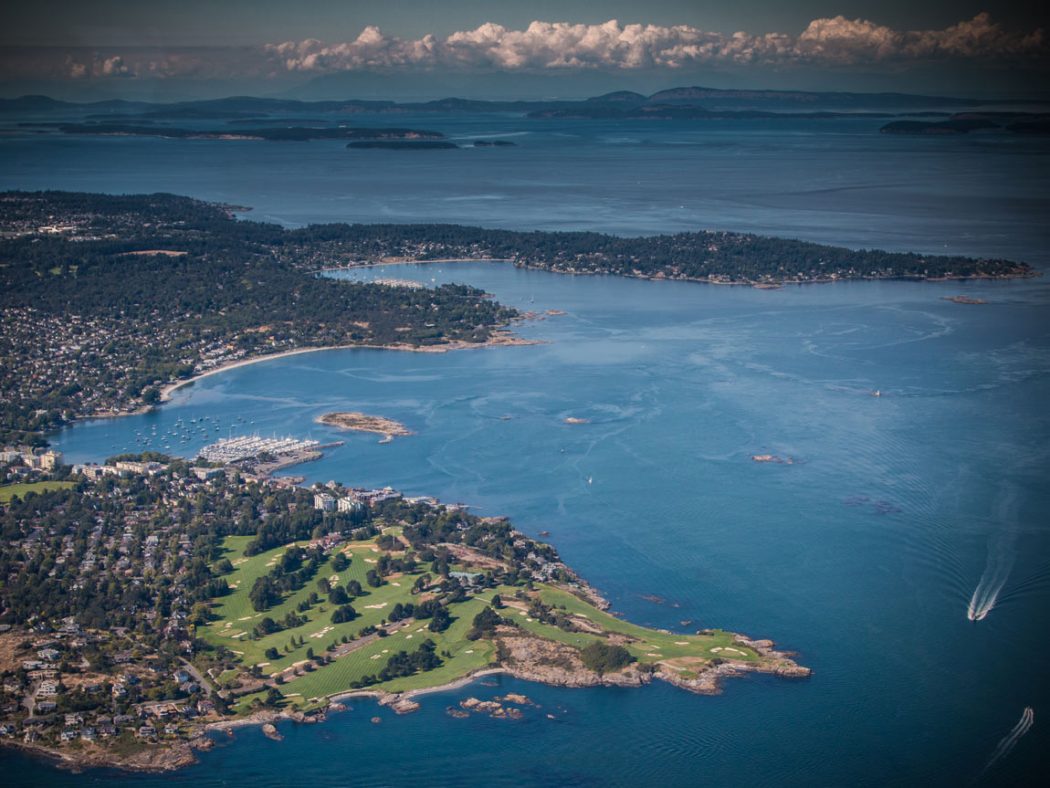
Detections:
[0, 480, 75, 503]
[535, 587, 756, 661]
[204, 534, 754, 713]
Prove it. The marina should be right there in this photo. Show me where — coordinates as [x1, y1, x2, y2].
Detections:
[198, 435, 323, 464]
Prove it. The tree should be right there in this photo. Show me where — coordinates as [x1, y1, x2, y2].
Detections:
[329, 585, 349, 605]
[331, 604, 357, 624]
[579, 641, 635, 676]
[466, 605, 503, 640]
[263, 687, 283, 707]
[428, 607, 452, 633]
[249, 576, 280, 612]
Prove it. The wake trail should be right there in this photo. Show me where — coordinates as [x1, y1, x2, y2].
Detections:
[981, 707, 1034, 776]
[966, 484, 1019, 622]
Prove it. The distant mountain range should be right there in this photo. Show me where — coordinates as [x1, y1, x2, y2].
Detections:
[3, 86, 1046, 120]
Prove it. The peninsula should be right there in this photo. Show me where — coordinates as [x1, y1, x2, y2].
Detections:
[0, 456, 809, 772]
[0, 190, 1035, 450]
[317, 412, 413, 440]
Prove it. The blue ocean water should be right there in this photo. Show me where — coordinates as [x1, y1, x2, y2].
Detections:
[3, 113, 1050, 785]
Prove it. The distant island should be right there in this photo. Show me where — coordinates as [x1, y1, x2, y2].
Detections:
[48, 123, 446, 143]
[317, 412, 413, 440]
[0, 457, 809, 772]
[880, 113, 1050, 135]
[347, 140, 458, 150]
[5, 85, 1047, 121]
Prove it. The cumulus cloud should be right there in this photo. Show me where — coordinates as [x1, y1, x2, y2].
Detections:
[266, 14, 1046, 73]
[7, 13, 1045, 85]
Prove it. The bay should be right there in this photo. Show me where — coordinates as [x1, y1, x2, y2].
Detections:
[2, 112, 1048, 785]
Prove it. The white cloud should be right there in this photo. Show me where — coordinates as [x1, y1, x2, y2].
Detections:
[265, 14, 1046, 73]
[8, 13, 1044, 84]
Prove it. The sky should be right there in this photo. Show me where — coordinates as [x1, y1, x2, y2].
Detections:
[1, 1, 1047, 101]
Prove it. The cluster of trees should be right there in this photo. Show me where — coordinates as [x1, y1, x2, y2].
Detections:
[380, 498, 563, 588]
[330, 604, 358, 624]
[466, 605, 508, 641]
[247, 546, 326, 612]
[0, 469, 296, 632]
[579, 641, 636, 676]
[347, 639, 442, 688]
[251, 610, 307, 639]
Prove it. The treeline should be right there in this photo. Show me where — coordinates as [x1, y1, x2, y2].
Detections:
[0, 191, 519, 443]
[348, 639, 442, 688]
[55, 124, 445, 142]
[285, 221, 1033, 282]
[0, 468, 323, 636]
[247, 545, 327, 612]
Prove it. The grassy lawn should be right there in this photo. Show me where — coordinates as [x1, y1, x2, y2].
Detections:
[0, 480, 75, 503]
[205, 536, 501, 710]
[206, 535, 751, 713]
[536, 587, 756, 662]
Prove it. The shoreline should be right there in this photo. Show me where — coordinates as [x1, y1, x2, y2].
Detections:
[319, 257, 1039, 287]
[154, 333, 538, 404]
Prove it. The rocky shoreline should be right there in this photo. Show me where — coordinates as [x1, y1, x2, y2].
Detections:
[316, 411, 413, 440]
[3, 629, 808, 774]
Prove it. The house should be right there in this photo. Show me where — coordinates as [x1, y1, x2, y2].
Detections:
[60, 728, 78, 742]
[35, 701, 57, 713]
[137, 725, 157, 739]
[190, 466, 224, 481]
[173, 669, 192, 685]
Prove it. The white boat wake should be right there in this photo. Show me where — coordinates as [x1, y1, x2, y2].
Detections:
[966, 484, 1018, 622]
[982, 707, 1034, 775]
[966, 550, 1013, 621]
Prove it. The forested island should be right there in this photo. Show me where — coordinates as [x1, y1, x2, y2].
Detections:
[48, 123, 447, 143]
[0, 457, 808, 771]
[0, 191, 1034, 447]
[347, 140, 459, 150]
[880, 112, 1050, 135]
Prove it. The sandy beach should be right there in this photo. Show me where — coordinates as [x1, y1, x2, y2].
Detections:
[159, 333, 537, 403]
